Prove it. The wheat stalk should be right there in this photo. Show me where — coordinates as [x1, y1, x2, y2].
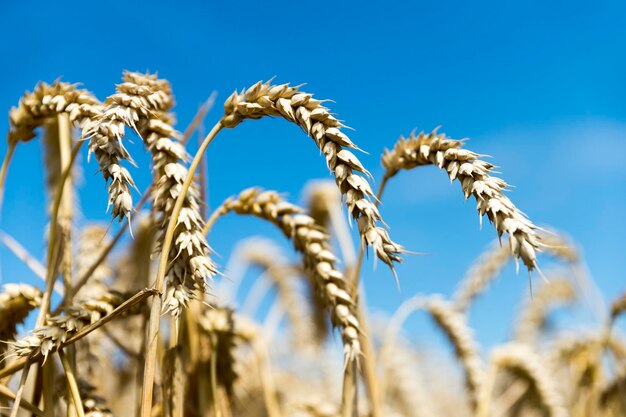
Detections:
[382, 129, 543, 272]
[221, 81, 403, 272]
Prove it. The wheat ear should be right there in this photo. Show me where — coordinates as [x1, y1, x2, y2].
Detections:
[384, 294, 484, 409]
[477, 343, 568, 417]
[513, 279, 576, 344]
[453, 232, 577, 312]
[10, 289, 125, 360]
[120, 72, 217, 317]
[382, 129, 543, 271]
[0, 284, 42, 342]
[222, 81, 403, 272]
[207, 188, 361, 364]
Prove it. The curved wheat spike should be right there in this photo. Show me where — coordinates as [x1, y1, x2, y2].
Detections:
[207, 188, 361, 366]
[91, 72, 217, 318]
[453, 232, 578, 312]
[6, 80, 133, 226]
[383, 294, 483, 410]
[221, 81, 403, 273]
[382, 129, 543, 272]
[0, 284, 42, 342]
[10, 288, 126, 360]
[513, 278, 576, 344]
[477, 343, 568, 417]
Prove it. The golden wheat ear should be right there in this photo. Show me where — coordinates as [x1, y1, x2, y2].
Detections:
[221, 81, 404, 272]
[382, 129, 542, 272]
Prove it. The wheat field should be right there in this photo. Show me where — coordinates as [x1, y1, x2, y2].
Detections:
[0, 71, 623, 417]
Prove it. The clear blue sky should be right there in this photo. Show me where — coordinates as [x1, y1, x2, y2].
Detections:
[0, 1, 625, 348]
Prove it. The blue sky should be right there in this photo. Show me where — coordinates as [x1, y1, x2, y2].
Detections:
[0, 1, 625, 348]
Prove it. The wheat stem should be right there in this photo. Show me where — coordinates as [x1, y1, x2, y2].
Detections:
[0, 383, 52, 417]
[182, 92, 217, 144]
[60, 350, 85, 417]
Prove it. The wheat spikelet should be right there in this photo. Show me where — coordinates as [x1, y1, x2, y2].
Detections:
[513, 279, 576, 344]
[8, 81, 101, 144]
[0, 284, 42, 341]
[123, 72, 216, 318]
[222, 81, 403, 273]
[11, 288, 125, 359]
[90, 72, 217, 317]
[210, 187, 361, 363]
[483, 343, 568, 417]
[382, 129, 542, 272]
[453, 232, 577, 312]
[422, 296, 484, 409]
